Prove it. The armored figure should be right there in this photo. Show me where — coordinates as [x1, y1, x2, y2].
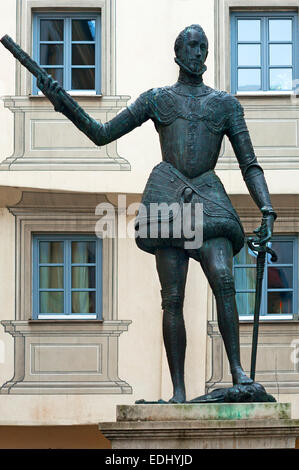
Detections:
[37, 25, 276, 403]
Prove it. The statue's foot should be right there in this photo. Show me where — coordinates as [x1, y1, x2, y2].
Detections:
[168, 390, 186, 404]
[231, 366, 253, 385]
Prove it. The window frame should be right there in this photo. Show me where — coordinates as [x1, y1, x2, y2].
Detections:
[230, 10, 299, 94]
[32, 12, 102, 95]
[233, 235, 298, 320]
[32, 233, 103, 320]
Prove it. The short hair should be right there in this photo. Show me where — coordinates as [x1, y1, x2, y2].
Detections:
[174, 24, 208, 57]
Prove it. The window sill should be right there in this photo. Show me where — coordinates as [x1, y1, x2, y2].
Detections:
[37, 314, 98, 320]
[235, 91, 296, 97]
[28, 319, 104, 323]
[29, 92, 103, 99]
[239, 314, 295, 322]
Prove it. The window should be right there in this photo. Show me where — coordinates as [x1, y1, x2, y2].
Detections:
[32, 234, 103, 319]
[33, 12, 101, 95]
[231, 11, 298, 93]
[233, 236, 298, 319]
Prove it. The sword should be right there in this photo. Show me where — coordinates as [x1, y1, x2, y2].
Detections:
[247, 215, 278, 381]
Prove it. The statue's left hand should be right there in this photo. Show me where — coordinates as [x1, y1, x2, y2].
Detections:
[253, 214, 275, 246]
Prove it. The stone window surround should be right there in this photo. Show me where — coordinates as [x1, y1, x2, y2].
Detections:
[0, 0, 131, 171]
[206, 196, 299, 394]
[0, 191, 132, 394]
[8, 192, 117, 321]
[230, 10, 298, 94]
[16, 0, 116, 97]
[215, 1, 299, 171]
[215, 0, 299, 93]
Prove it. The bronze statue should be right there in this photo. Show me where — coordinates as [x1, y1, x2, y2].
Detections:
[1, 25, 277, 403]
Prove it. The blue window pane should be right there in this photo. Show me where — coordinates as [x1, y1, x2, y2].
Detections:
[268, 267, 293, 289]
[269, 241, 293, 264]
[269, 68, 292, 90]
[238, 68, 261, 91]
[268, 291, 293, 314]
[40, 44, 64, 66]
[72, 291, 96, 313]
[40, 292, 64, 314]
[71, 241, 96, 263]
[238, 44, 261, 66]
[40, 241, 63, 263]
[236, 293, 255, 315]
[235, 267, 256, 290]
[72, 20, 96, 41]
[40, 267, 64, 289]
[72, 68, 95, 90]
[72, 44, 95, 66]
[269, 19, 292, 41]
[269, 44, 292, 66]
[72, 267, 96, 288]
[40, 19, 64, 41]
[237, 20, 261, 41]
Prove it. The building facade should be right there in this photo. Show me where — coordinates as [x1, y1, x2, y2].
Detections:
[0, 0, 299, 448]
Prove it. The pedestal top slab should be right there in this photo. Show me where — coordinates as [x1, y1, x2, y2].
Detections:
[117, 403, 291, 422]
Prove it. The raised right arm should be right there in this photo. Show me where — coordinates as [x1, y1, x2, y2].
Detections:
[37, 75, 152, 146]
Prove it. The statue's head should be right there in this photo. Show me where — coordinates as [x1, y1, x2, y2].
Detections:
[174, 24, 208, 76]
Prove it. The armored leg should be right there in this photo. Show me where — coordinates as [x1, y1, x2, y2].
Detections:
[198, 237, 253, 385]
[155, 247, 189, 403]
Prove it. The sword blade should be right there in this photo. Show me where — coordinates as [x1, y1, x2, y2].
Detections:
[250, 250, 266, 381]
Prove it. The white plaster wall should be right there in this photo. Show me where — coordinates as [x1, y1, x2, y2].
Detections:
[0, 209, 15, 394]
[0, 1, 15, 165]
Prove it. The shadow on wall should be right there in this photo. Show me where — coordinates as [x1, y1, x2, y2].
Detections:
[0, 425, 111, 449]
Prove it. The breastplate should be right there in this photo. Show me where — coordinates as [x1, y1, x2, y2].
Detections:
[149, 85, 230, 135]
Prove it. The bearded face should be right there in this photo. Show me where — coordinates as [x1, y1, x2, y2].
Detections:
[175, 28, 208, 77]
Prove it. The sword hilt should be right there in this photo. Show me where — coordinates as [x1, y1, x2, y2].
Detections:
[247, 213, 278, 262]
[247, 238, 278, 263]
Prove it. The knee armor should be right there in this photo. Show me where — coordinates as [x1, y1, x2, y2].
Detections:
[213, 272, 236, 299]
[161, 286, 184, 314]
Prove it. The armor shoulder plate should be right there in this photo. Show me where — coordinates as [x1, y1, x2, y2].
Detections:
[222, 93, 248, 136]
[147, 87, 179, 125]
[203, 90, 230, 134]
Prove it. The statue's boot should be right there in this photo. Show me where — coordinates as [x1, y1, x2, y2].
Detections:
[156, 247, 189, 404]
[163, 307, 187, 403]
[214, 275, 253, 386]
[198, 238, 253, 387]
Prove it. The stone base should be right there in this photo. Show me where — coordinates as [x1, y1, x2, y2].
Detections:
[99, 403, 299, 449]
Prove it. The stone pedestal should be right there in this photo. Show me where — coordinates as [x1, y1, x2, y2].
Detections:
[99, 403, 299, 449]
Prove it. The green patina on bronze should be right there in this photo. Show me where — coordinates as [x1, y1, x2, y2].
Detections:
[117, 403, 291, 422]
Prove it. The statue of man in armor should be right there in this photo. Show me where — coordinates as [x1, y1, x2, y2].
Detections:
[38, 24, 276, 403]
